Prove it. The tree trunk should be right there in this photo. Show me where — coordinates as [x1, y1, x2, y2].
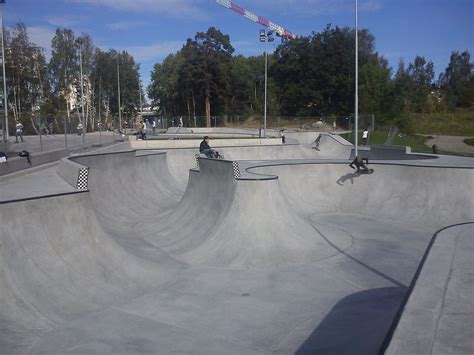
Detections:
[187, 96, 191, 127]
[205, 90, 211, 128]
[192, 91, 196, 127]
[30, 115, 39, 134]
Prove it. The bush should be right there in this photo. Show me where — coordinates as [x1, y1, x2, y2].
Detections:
[464, 138, 474, 146]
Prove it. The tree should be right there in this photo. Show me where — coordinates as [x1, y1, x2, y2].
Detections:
[5, 22, 48, 132]
[190, 27, 234, 127]
[359, 55, 393, 119]
[407, 56, 435, 112]
[272, 25, 381, 117]
[49, 28, 78, 122]
[439, 50, 473, 108]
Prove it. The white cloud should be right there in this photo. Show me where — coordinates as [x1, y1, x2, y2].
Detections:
[106, 21, 142, 30]
[239, 0, 383, 16]
[45, 15, 82, 27]
[102, 41, 184, 62]
[70, 0, 208, 19]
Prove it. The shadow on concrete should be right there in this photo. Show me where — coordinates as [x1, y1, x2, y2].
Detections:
[296, 287, 406, 355]
[336, 172, 362, 186]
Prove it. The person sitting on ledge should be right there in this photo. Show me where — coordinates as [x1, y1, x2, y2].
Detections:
[199, 136, 221, 159]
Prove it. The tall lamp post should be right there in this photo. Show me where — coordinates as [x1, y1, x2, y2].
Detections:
[259, 29, 274, 138]
[117, 61, 121, 134]
[76, 38, 86, 147]
[1, 0, 8, 152]
[354, 0, 359, 156]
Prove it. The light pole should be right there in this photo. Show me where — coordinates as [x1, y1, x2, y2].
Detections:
[76, 38, 86, 147]
[260, 29, 274, 137]
[0, 1, 8, 152]
[139, 79, 143, 129]
[117, 61, 121, 134]
[355, 0, 359, 156]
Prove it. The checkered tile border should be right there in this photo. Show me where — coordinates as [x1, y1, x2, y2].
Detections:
[232, 161, 241, 179]
[195, 154, 200, 169]
[77, 167, 89, 190]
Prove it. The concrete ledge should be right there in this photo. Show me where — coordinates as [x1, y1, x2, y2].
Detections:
[130, 138, 283, 150]
[386, 223, 474, 355]
[0, 148, 70, 176]
[57, 157, 90, 190]
[351, 144, 437, 160]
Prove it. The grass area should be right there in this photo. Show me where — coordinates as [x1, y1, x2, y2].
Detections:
[340, 131, 388, 145]
[401, 109, 474, 136]
[340, 130, 432, 153]
[392, 134, 433, 153]
[464, 138, 474, 146]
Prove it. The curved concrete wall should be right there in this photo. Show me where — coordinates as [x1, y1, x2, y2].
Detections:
[248, 164, 473, 227]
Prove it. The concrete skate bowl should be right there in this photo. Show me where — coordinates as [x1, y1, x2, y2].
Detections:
[1, 151, 473, 354]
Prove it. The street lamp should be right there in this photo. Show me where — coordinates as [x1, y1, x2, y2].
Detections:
[259, 29, 274, 137]
[0, 1, 8, 152]
[117, 61, 121, 134]
[76, 38, 86, 147]
[355, 0, 359, 156]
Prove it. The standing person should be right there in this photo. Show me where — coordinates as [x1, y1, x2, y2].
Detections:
[332, 120, 337, 133]
[15, 121, 24, 143]
[138, 120, 144, 139]
[141, 120, 148, 140]
[48, 122, 54, 135]
[77, 123, 83, 136]
[152, 120, 156, 135]
[279, 129, 286, 144]
[349, 155, 370, 173]
[179, 116, 183, 128]
[362, 128, 369, 145]
[199, 136, 220, 158]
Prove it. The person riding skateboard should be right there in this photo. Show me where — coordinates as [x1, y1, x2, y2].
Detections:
[349, 155, 370, 173]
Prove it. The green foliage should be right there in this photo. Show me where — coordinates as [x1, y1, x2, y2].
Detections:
[439, 51, 474, 109]
[148, 27, 235, 126]
[406, 109, 474, 136]
[463, 138, 474, 146]
[5, 22, 49, 116]
[4, 20, 473, 136]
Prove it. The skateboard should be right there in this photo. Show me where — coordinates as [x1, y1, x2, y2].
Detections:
[359, 168, 374, 174]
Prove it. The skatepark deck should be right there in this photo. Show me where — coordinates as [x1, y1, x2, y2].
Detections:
[0, 132, 473, 354]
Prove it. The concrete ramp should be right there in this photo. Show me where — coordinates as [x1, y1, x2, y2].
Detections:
[0, 193, 183, 354]
[154, 159, 351, 268]
[1, 149, 473, 354]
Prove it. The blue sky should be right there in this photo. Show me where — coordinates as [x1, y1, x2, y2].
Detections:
[4, 0, 473, 89]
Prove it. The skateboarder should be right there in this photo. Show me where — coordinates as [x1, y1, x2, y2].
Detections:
[199, 136, 221, 159]
[313, 134, 322, 150]
[349, 155, 371, 173]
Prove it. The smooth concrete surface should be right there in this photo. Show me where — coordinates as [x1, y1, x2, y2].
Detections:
[0, 148, 70, 176]
[130, 137, 283, 150]
[386, 223, 474, 355]
[3, 132, 118, 155]
[0, 165, 77, 202]
[57, 157, 89, 189]
[0, 132, 473, 354]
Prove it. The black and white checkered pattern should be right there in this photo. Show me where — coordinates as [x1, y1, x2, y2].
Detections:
[195, 154, 200, 169]
[232, 161, 241, 179]
[77, 167, 89, 190]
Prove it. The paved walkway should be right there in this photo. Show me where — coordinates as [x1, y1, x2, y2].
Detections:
[425, 135, 474, 155]
[3, 132, 120, 155]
